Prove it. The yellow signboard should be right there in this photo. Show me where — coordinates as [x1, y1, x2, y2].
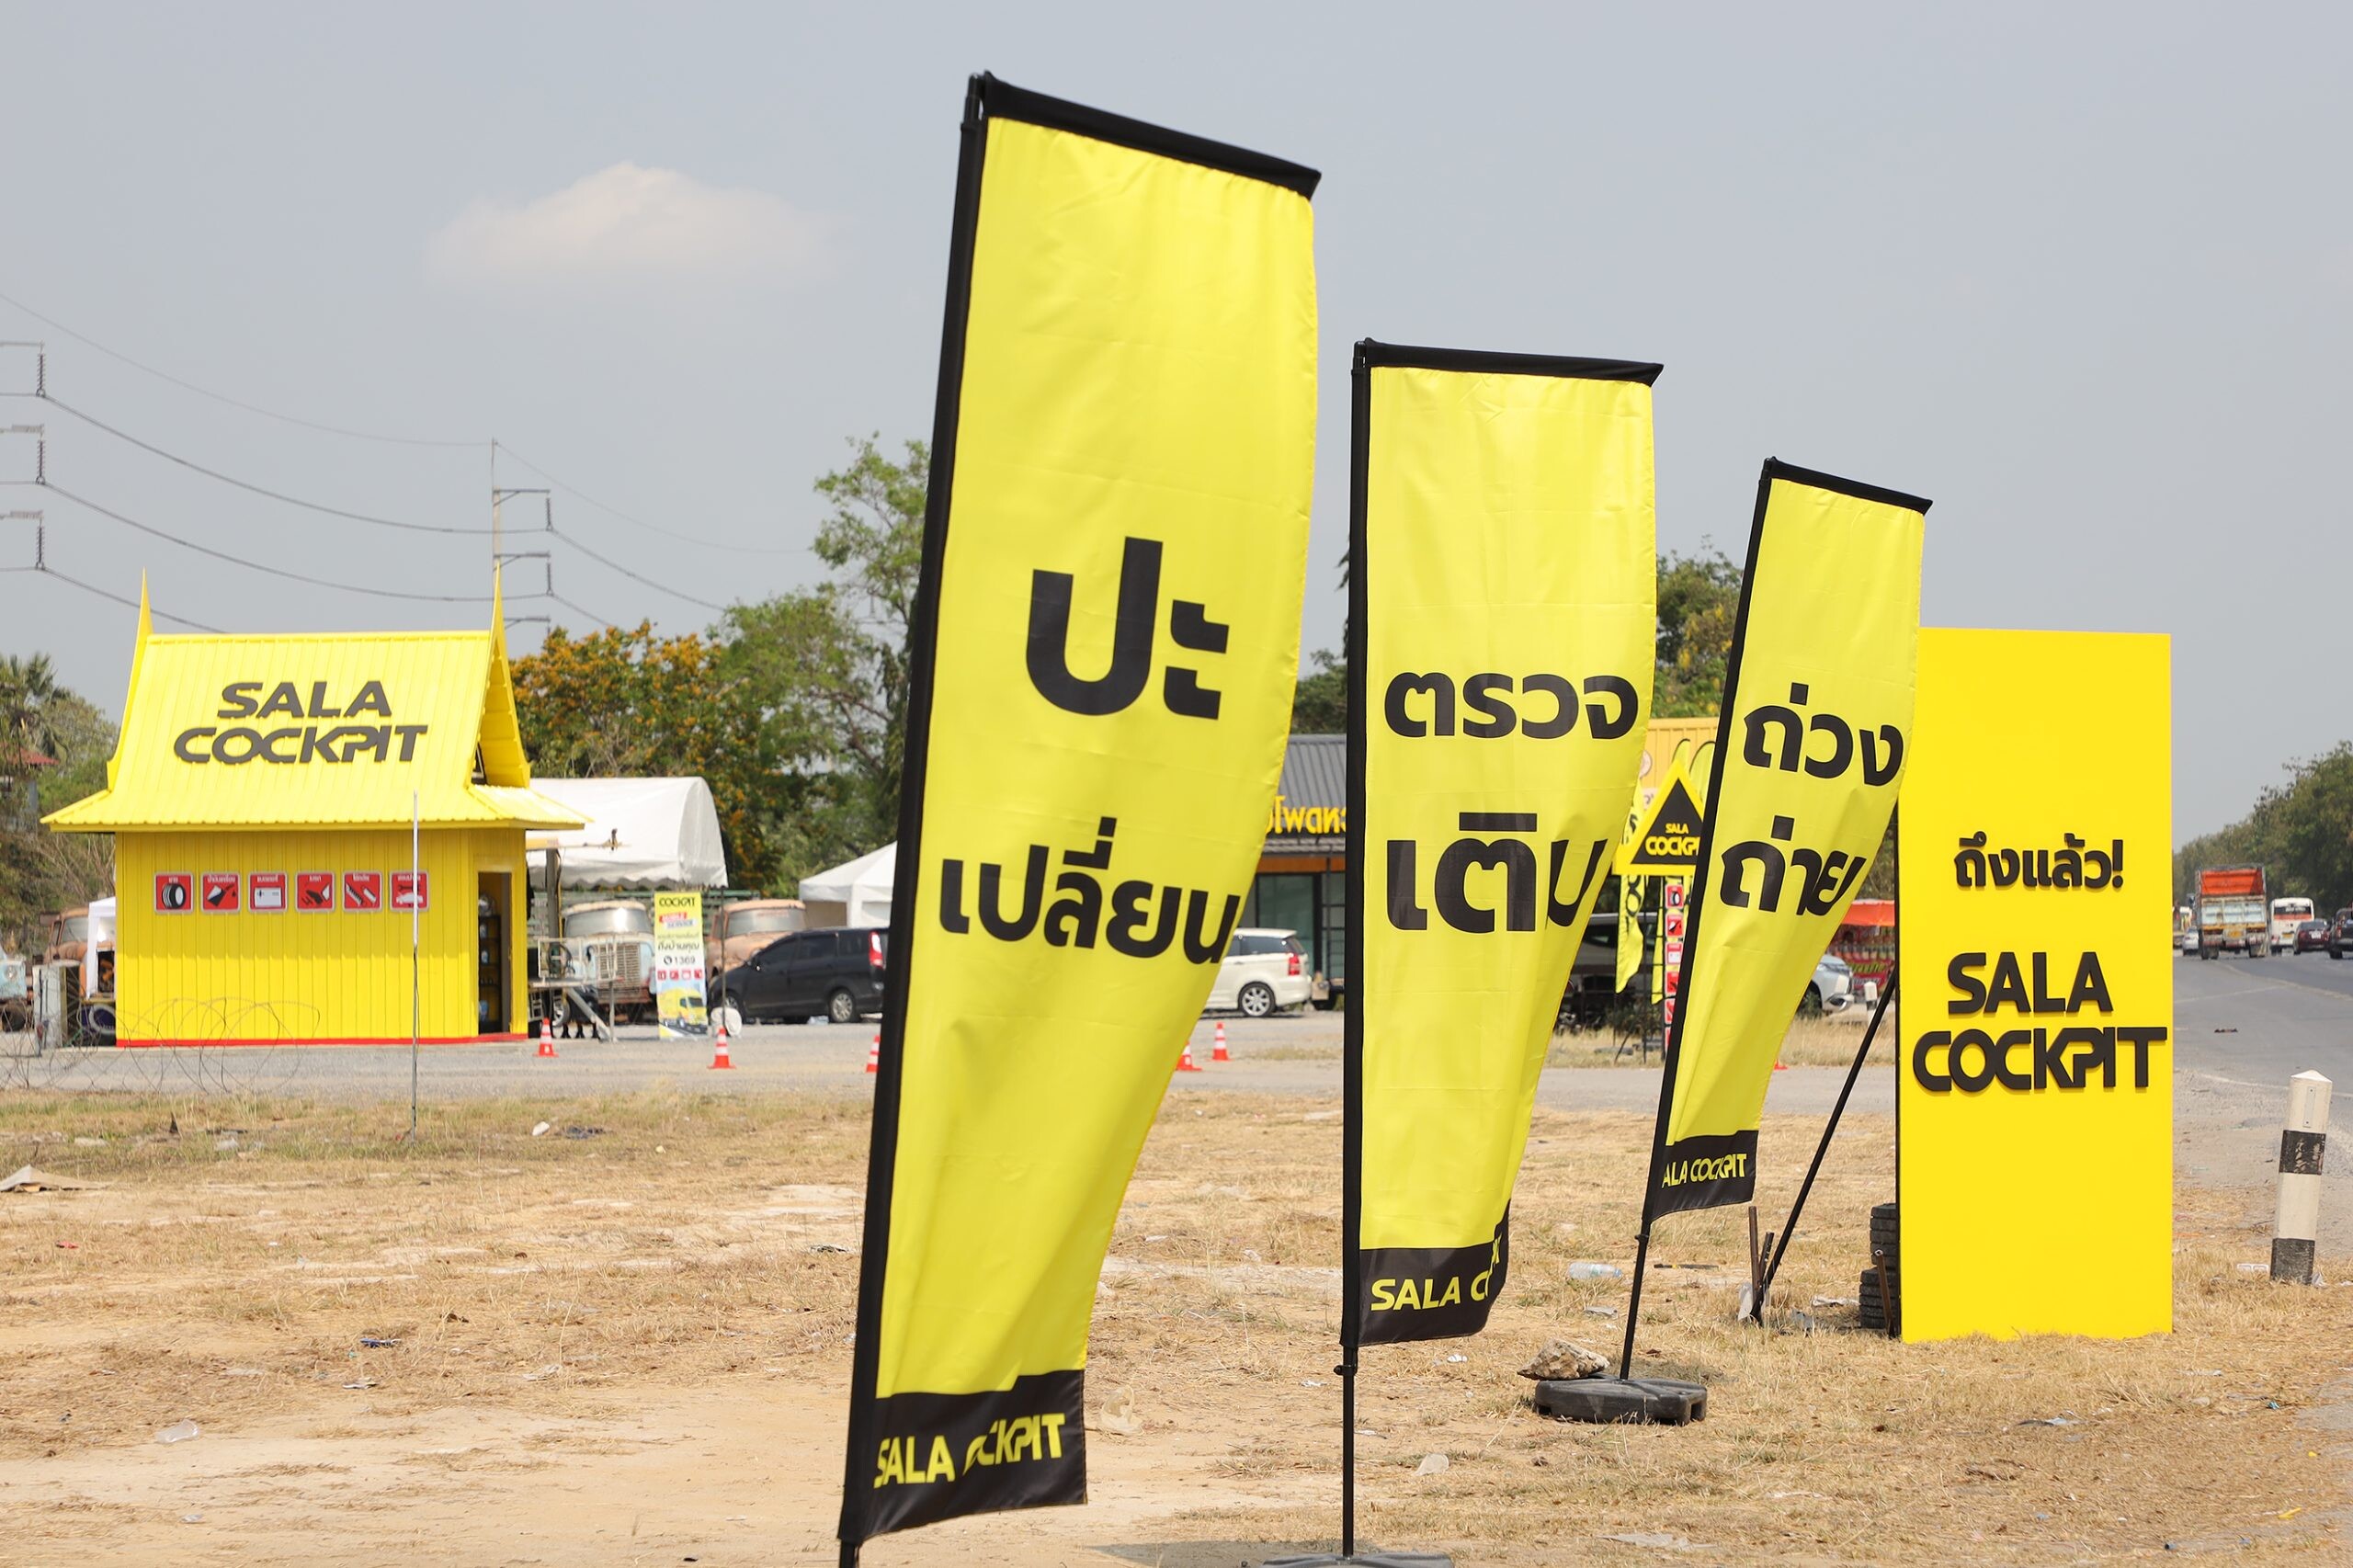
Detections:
[1898, 628, 2172, 1340]
[1616, 757, 1705, 873]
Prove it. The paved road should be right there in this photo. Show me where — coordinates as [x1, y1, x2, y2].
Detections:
[14, 958, 2348, 1246]
[0, 1009, 1890, 1118]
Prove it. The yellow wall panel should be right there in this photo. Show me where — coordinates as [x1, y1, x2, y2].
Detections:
[114, 827, 519, 1042]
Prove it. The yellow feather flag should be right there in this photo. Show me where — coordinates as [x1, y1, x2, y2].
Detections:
[1348, 343, 1658, 1345]
[837, 74, 1317, 1550]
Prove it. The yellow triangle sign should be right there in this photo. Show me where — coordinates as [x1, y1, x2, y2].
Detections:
[1617, 758, 1707, 872]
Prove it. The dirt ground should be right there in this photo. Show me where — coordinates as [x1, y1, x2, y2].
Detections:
[0, 1085, 2346, 1566]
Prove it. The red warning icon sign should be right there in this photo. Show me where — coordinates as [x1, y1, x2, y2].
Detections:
[155, 872, 193, 915]
[249, 872, 288, 914]
[296, 871, 335, 912]
[391, 870, 429, 913]
[200, 873, 241, 913]
[343, 871, 382, 912]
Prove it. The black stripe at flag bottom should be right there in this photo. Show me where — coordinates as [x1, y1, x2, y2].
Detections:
[853, 1369, 1087, 1539]
[1355, 1213, 1510, 1345]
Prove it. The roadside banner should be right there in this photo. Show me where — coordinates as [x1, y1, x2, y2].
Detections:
[838, 74, 1317, 1551]
[651, 892, 708, 1040]
[1347, 341, 1659, 1346]
[1642, 460, 1928, 1219]
[1898, 629, 2171, 1339]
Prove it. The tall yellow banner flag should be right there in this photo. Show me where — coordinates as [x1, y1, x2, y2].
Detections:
[838, 75, 1317, 1552]
[1643, 460, 1927, 1221]
[1348, 343, 1658, 1346]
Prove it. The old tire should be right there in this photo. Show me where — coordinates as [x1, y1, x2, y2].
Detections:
[1238, 982, 1277, 1019]
[1799, 985, 1824, 1016]
[827, 989, 858, 1025]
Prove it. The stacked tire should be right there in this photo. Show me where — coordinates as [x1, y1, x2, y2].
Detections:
[1858, 1201, 1900, 1335]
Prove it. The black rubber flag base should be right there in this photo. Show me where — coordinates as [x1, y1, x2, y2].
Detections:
[1531, 1376, 1708, 1426]
[1262, 1553, 1453, 1567]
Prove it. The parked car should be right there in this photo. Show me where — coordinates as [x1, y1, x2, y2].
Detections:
[2296, 919, 2332, 954]
[1207, 928, 1313, 1018]
[713, 926, 888, 1024]
[2331, 912, 2353, 960]
[1802, 952, 1855, 1014]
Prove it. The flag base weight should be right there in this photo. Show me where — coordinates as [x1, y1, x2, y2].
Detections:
[1531, 1376, 1707, 1426]
[1262, 1553, 1453, 1566]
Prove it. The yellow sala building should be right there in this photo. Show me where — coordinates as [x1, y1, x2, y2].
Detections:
[44, 590, 584, 1046]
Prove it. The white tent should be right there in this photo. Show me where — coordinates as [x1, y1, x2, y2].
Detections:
[525, 778, 728, 890]
[799, 842, 896, 928]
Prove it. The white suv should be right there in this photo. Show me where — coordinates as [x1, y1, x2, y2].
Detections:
[1208, 928, 1313, 1018]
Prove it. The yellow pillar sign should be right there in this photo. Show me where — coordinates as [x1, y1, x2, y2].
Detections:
[1898, 629, 2172, 1340]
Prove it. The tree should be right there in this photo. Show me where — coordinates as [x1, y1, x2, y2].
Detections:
[2176, 744, 2353, 913]
[1654, 543, 1743, 718]
[510, 621, 781, 887]
[0, 658, 117, 948]
[1290, 648, 1346, 733]
[716, 435, 927, 869]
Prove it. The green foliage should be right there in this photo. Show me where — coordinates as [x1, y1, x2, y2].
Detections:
[2175, 744, 2353, 913]
[0, 658, 119, 949]
[1291, 647, 1346, 733]
[1654, 542, 1743, 719]
[512, 435, 929, 897]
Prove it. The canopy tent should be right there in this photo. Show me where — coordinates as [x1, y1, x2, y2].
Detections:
[525, 777, 728, 890]
[798, 841, 896, 928]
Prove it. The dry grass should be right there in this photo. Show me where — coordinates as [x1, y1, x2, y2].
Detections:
[0, 1086, 2344, 1564]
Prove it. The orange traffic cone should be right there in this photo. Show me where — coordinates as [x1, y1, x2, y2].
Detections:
[865, 1033, 881, 1074]
[535, 1022, 557, 1060]
[1772, 1056, 1788, 1073]
[710, 1017, 734, 1070]
[1176, 1038, 1203, 1073]
[1211, 1021, 1231, 1063]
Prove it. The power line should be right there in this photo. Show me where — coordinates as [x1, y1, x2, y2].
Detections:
[0, 286, 481, 448]
[547, 522, 730, 613]
[43, 482, 501, 605]
[549, 592, 617, 630]
[37, 392, 494, 537]
[38, 560, 221, 631]
[495, 441, 807, 557]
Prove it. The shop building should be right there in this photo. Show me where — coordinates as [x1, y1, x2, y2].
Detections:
[44, 593, 584, 1045]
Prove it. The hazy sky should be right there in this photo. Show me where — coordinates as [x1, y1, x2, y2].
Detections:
[2, 4, 2345, 838]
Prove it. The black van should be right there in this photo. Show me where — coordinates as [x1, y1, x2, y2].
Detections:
[713, 926, 888, 1025]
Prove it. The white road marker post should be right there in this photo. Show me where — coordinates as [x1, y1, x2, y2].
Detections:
[2271, 1070, 2332, 1284]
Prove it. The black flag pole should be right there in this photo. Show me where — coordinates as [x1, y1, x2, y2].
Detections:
[1750, 966, 1899, 1322]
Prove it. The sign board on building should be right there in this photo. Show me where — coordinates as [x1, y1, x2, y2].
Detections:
[297, 871, 335, 912]
[249, 872, 287, 913]
[155, 872, 192, 914]
[1897, 628, 2171, 1340]
[200, 873, 240, 913]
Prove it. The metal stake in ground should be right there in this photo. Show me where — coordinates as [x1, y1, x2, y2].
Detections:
[2272, 1070, 2332, 1284]
[1750, 968, 1900, 1322]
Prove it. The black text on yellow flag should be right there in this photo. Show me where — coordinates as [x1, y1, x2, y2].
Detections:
[1348, 343, 1660, 1346]
[834, 76, 1318, 1551]
[1645, 460, 1927, 1219]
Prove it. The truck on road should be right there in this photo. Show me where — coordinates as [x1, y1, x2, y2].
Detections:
[2198, 866, 2270, 959]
